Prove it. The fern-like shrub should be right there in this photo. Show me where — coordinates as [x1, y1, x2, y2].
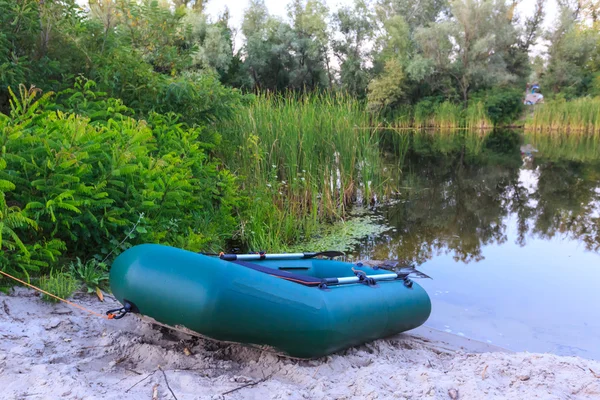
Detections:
[0, 83, 241, 279]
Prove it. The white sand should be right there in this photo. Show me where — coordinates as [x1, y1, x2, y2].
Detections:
[1, 287, 599, 400]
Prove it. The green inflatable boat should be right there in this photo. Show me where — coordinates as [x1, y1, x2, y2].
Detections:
[109, 244, 431, 359]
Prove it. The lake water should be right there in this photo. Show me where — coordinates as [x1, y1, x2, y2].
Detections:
[354, 130, 600, 360]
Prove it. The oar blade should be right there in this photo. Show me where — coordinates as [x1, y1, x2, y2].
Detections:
[395, 267, 432, 279]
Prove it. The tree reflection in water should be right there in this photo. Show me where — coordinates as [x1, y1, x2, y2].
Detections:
[361, 130, 600, 263]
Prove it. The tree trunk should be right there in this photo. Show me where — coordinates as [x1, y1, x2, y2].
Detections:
[38, 3, 49, 60]
[325, 51, 333, 91]
[461, 76, 469, 105]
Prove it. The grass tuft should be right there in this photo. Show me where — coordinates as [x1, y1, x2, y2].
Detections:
[38, 270, 79, 302]
[526, 97, 600, 135]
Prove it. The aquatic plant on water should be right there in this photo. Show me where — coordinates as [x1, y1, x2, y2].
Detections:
[287, 212, 391, 254]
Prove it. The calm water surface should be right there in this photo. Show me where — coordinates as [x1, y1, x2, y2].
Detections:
[355, 130, 600, 360]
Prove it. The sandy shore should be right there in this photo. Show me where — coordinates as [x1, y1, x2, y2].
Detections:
[1, 288, 599, 400]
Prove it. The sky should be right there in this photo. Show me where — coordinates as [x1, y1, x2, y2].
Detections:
[206, 0, 560, 52]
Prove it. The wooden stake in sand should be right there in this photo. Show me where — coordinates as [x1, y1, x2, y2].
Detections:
[482, 365, 489, 380]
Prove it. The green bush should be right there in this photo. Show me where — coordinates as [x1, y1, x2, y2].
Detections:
[0, 0, 86, 111]
[0, 0, 245, 124]
[0, 82, 242, 278]
[413, 99, 434, 127]
[412, 98, 465, 128]
[38, 270, 79, 302]
[474, 88, 524, 125]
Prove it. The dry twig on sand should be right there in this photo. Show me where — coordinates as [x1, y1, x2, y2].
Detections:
[158, 365, 178, 400]
[126, 370, 157, 393]
[221, 373, 275, 396]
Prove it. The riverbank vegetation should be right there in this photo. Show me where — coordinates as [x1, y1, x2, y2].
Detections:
[384, 100, 493, 130]
[0, 83, 241, 279]
[218, 93, 393, 250]
[526, 97, 600, 134]
[1, 0, 600, 290]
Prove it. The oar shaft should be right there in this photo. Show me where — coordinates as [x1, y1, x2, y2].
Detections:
[220, 253, 307, 261]
[220, 252, 345, 261]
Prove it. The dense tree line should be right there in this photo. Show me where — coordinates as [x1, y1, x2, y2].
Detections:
[2, 0, 599, 118]
[0, 0, 241, 119]
[234, 0, 599, 110]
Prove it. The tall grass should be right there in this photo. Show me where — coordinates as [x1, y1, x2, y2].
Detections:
[37, 270, 79, 303]
[385, 105, 413, 128]
[218, 93, 394, 250]
[392, 101, 492, 130]
[526, 97, 600, 134]
[466, 101, 493, 130]
[430, 102, 462, 129]
[413, 101, 461, 129]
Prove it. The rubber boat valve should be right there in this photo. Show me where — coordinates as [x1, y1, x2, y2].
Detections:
[106, 300, 137, 320]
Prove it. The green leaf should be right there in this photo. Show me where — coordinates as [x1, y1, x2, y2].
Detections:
[0, 180, 16, 191]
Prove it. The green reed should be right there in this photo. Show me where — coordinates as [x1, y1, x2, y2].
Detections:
[465, 101, 493, 131]
[526, 97, 600, 135]
[430, 101, 462, 129]
[392, 101, 492, 130]
[218, 92, 393, 250]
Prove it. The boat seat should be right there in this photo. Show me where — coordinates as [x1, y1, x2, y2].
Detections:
[231, 260, 325, 287]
